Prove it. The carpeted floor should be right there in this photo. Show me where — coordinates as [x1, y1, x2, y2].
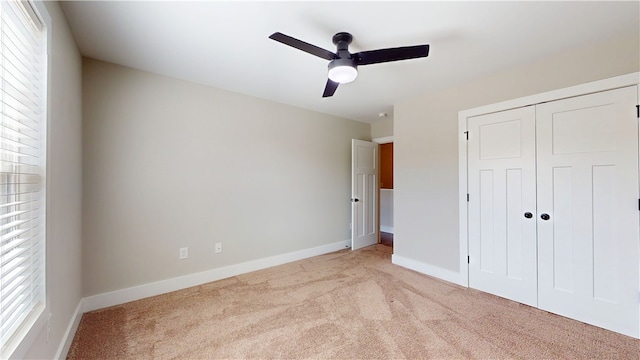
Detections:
[68, 245, 639, 359]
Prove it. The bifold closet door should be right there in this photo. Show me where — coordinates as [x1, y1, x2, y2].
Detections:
[536, 86, 639, 338]
[468, 106, 538, 307]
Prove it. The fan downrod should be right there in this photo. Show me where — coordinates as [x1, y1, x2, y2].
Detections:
[332, 32, 353, 51]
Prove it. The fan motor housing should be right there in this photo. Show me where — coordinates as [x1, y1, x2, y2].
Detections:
[328, 57, 357, 71]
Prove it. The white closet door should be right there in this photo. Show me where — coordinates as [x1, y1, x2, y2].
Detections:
[468, 106, 538, 307]
[351, 140, 378, 250]
[537, 86, 639, 338]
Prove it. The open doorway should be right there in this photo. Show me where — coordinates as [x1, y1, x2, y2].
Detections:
[379, 142, 393, 247]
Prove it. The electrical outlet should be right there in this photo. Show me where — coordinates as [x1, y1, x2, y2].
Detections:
[214, 242, 222, 254]
[179, 247, 188, 259]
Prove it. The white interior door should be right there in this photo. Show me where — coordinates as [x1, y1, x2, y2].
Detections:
[352, 139, 378, 250]
[468, 106, 538, 307]
[536, 86, 639, 338]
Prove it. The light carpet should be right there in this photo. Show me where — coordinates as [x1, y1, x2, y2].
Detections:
[68, 245, 639, 359]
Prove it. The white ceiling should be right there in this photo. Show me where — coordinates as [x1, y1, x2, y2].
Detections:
[60, 1, 639, 124]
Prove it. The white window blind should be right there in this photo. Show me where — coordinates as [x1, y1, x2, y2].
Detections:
[0, 0, 46, 355]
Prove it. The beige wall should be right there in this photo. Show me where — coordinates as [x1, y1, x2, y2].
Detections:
[82, 59, 370, 296]
[371, 118, 393, 139]
[394, 31, 640, 273]
[22, 1, 83, 359]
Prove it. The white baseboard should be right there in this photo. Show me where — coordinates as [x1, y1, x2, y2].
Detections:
[83, 240, 351, 312]
[380, 226, 394, 234]
[55, 300, 84, 360]
[392, 254, 465, 287]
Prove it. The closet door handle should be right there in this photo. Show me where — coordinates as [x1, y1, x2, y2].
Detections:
[540, 213, 550, 221]
[524, 212, 533, 219]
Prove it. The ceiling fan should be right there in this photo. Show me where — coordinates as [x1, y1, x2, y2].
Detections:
[269, 32, 430, 98]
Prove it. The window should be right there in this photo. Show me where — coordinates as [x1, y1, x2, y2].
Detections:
[0, 0, 47, 356]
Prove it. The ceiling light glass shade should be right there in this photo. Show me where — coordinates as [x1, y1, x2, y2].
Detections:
[328, 65, 358, 84]
[328, 58, 358, 84]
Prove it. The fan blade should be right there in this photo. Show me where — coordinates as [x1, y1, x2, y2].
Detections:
[269, 32, 336, 61]
[322, 79, 339, 98]
[355, 44, 429, 66]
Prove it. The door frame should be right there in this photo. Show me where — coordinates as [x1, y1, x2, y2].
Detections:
[457, 72, 639, 288]
[373, 136, 394, 245]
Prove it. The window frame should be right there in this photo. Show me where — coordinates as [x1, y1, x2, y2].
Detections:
[0, 1, 50, 358]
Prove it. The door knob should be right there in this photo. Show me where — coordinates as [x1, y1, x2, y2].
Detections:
[351, 198, 359, 203]
[540, 213, 550, 221]
[524, 212, 533, 219]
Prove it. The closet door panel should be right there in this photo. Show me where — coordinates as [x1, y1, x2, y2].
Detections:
[536, 86, 639, 338]
[468, 106, 537, 307]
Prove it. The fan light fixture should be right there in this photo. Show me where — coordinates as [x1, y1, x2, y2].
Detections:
[328, 58, 357, 84]
[269, 31, 429, 97]
[328, 65, 357, 84]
